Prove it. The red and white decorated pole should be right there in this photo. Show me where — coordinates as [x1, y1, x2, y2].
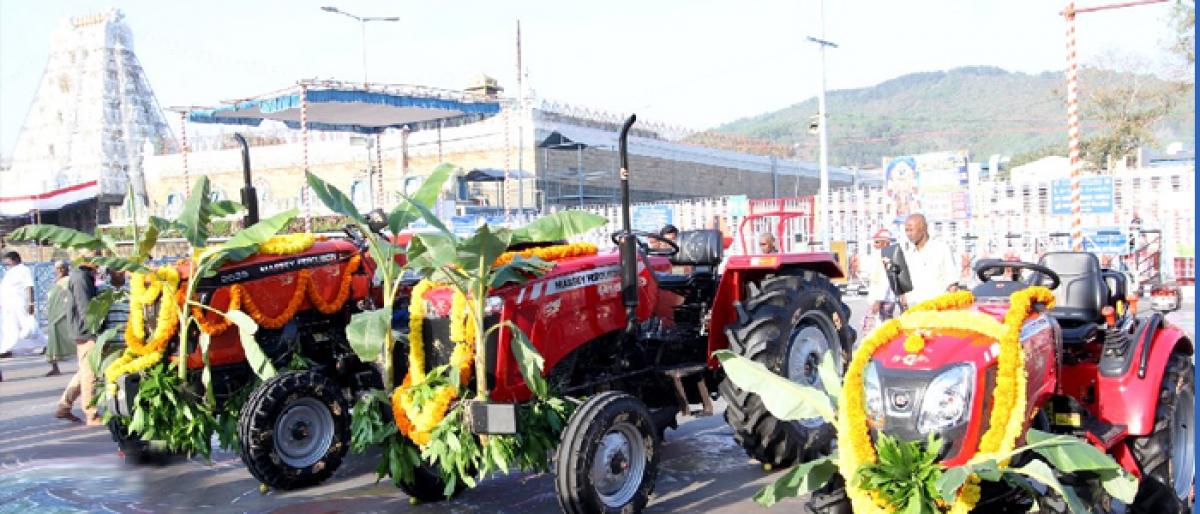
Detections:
[301, 85, 312, 232]
[1064, 1, 1083, 251]
[374, 132, 384, 210]
[180, 111, 191, 198]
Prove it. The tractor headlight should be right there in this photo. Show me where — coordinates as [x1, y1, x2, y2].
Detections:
[917, 364, 974, 435]
[864, 362, 884, 426]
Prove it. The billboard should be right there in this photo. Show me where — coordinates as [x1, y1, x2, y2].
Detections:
[1051, 176, 1113, 215]
[884, 151, 970, 222]
[632, 204, 673, 234]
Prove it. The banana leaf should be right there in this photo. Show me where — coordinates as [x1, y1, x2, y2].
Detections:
[224, 310, 275, 380]
[388, 163, 454, 235]
[713, 349, 836, 424]
[178, 176, 213, 248]
[305, 172, 365, 223]
[346, 309, 391, 364]
[509, 211, 607, 244]
[6, 224, 104, 250]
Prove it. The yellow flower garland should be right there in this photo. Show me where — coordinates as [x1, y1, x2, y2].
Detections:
[257, 233, 317, 255]
[392, 280, 477, 447]
[491, 242, 598, 267]
[838, 286, 1055, 513]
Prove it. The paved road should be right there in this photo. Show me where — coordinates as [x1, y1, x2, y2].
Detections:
[0, 297, 1193, 513]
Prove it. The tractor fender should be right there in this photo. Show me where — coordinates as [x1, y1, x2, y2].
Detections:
[1094, 321, 1193, 436]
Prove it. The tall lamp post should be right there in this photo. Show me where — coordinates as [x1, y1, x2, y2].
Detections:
[320, 6, 399, 83]
[807, 0, 837, 251]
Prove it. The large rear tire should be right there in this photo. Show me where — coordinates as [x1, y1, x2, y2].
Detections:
[1129, 351, 1194, 513]
[555, 391, 659, 514]
[718, 271, 854, 467]
[237, 370, 350, 490]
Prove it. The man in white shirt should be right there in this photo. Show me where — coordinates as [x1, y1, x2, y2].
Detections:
[0, 251, 45, 357]
[865, 228, 900, 320]
[901, 214, 960, 306]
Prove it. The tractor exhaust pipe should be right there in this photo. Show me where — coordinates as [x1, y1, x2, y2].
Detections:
[233, 133, 259, 227]
[618, 115, 638, 330]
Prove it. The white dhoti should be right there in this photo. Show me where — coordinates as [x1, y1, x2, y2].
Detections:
[0, 264, 46, 355]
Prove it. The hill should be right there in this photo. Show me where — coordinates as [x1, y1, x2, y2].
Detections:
[707, 66, 1194, 168]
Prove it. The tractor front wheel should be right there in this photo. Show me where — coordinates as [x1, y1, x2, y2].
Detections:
[1129, 351, 1195, 513]
[555, 391, 659, 514]
[237, 370, 350, 490]
[718, 271, 853, 467]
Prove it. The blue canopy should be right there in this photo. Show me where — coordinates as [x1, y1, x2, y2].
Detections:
[185, 81, 502, 134]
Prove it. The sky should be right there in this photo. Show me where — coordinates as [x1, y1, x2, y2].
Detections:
[0, 0, 1187, 155]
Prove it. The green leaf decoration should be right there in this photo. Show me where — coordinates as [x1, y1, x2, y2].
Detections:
[85, 289, 124, 334]
[218, 209, 298, 263]
[938, 466, 971, 504]
[178, 176, 213, 248]
[1006, 460, 1088, 514]
[713, 349, 836, 424]
[458, 224, 512, 275]
[509, 210, 608, 244]
[224, 310, 276, 380]
[305, 171, 365, 223]
[6, 224, 103, 250]
[205, 200, 243, 218]
[388, 163, 454, 235]
[198, 332, 215, 407]
[489, 255, 554, 289]
[88, 327, 120, 378]
[754, 456, 839, 507]
[89, 255, 149, 274]
[134, 219, 162, 264]
[410, 233, 460, 271]
[505, 321, 548, 399]
[816, 351, 842, 405]
[346, 309, 391, 364]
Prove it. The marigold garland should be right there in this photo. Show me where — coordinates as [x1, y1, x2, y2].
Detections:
[391, 280, 477, 447]
[257, 233, 317, 255]
[902, 332, 926, 354]
[838, 286, 1055, 513]
[234, 273, 310, 329]
[491, 242, 598, 268]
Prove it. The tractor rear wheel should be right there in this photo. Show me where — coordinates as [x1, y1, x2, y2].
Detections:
[1129, 351, 1194, 512]
[555, 391, 659, 514]
[718, 270, 853, 468]
[237, 370, 350, 490]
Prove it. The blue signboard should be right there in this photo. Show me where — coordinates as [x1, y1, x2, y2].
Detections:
[1051, 177, 1113, 215]
[632, 205, 673, 234]
[1082, 226, 1127, 254]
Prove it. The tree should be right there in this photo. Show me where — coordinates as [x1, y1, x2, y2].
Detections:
[1078, 62, 1181, 169]
[1168, 1, 1195, 68]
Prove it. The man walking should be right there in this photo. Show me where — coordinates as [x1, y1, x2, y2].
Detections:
[901, 214, 959, 306]
[56, 249, 101, 425]
[0, 251, 44, 357]
[865, 228, 901, 321]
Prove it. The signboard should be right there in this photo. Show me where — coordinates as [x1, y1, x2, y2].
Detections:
[1082, 226, 1127, 254]
[632, 204, 673, 234]
[1051, 177, 1113, 215]
[884, 151, 970, 222]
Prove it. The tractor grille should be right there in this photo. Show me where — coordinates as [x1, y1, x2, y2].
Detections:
[420, 314, 500, 388]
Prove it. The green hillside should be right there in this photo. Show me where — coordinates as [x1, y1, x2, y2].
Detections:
[711, 66, 1194, 168]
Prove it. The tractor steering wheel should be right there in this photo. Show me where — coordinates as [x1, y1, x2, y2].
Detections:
[975, 260, 1061, 290]
[611, 230, 679, 257]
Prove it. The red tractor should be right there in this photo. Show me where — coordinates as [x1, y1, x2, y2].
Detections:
[811, 255, 1194, 512]
[106, 140, 415, 490]
[401, 115, 855, 511]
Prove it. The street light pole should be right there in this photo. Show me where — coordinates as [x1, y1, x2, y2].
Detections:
[321, 6, 399, 83]
[807, 0, 837, 251]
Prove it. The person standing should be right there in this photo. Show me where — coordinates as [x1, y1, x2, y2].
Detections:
[56, 250, 101, 425]
[0, 251, 45, 358]
[865, 228, 901, 322]
[901, 214, 960, 306]
[44, 260, 75, 376]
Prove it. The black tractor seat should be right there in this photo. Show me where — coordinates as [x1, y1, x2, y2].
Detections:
[1039, 252, 1109, 344]
[656, 230, 723, 296]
